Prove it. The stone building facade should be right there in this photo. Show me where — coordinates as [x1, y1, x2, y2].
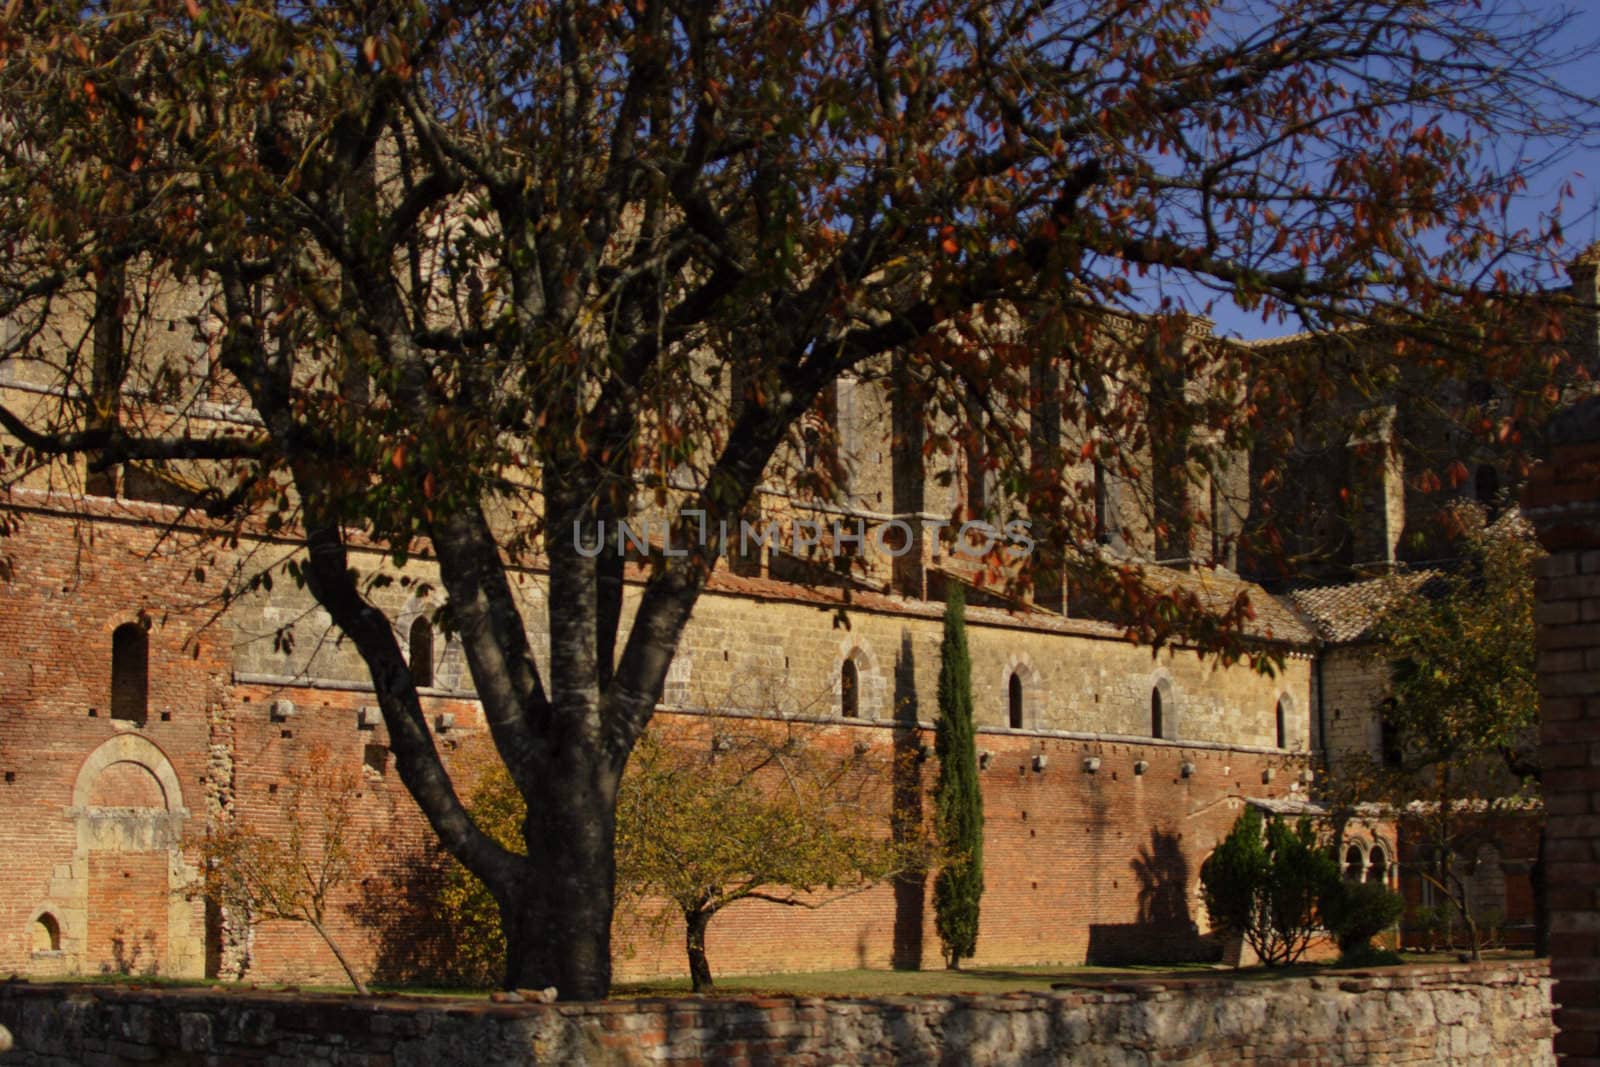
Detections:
[6, 250, 1594, 989]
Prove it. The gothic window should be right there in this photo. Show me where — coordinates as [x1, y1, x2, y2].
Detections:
[1475, 464, 1502, 517]
[841, 658, 860, 719]
[802, 426, 823, 470]
[409, 616, 435, 688]
[1151, 687, 1164, 740]
[111, 622, 148, 725]
[1210, 478, 1223, 563]
[1276, 697, 1288, 749]
[1008, 672, 1024, 729]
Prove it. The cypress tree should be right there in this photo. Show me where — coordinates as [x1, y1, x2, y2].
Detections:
[934, 585, 983, 968]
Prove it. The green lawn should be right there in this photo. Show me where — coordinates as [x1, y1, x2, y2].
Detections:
[25, 949, 1532, 1001]
[614, 950, 1531, 997]
[613, 963, 1220, 998]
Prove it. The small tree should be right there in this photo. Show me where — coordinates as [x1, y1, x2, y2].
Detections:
[619, 727, 913, 992]
[441, 723, 915, 992]
[1340, 502, 1544, 958]
[1201, 807, 1339, 967]
[202, 745, 373, 993]
[934, 586, 984, 969]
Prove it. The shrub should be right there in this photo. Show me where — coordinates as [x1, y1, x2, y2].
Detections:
[1407, 903, 1455, 951]
[1337, 944, 1405, 968]
[1201, 807, 1340, 966]
[1321, 879, 1405, 956]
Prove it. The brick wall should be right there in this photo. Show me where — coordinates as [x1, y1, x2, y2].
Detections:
[207, 707, 1312, 988]
[0, 495, 1318, 989]
[0, 498, 228, 981]
[0, 960, 1554, 1066]
[1523, 396, 1600, 1064]
[606, 717, 1308, 982]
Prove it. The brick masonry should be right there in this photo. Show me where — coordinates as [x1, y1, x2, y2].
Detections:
[0, 495, 1321, 988]
[1523, 401, 1600, 1066]
[0, 959, 1555, 1065]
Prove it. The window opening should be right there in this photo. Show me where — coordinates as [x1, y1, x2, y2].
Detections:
[841, 659, 860, 719]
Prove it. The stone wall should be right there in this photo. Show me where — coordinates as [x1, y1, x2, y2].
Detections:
[1317, 645, 1389, 765]
[0, 960, 1554, 1066]
[223, 547, 1315, 748]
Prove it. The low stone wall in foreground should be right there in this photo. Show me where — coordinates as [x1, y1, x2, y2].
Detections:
[0, 959, 1553, 1066]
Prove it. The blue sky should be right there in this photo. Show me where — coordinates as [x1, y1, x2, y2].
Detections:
[1204, 0, 1600, 341]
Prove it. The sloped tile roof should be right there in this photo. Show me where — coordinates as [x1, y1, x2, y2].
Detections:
[1285, 570, 1441, 644]
[701, 561, 1315, 647]
[1136, 565, 1317, 645]
[703, 567, 1130, 640]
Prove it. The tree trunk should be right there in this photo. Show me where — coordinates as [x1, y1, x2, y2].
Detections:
[307, 916, 370, 996]
[499, 758, 620, 1000]
[685, 908, 714, 993]
[1449, 873, 1481, 961]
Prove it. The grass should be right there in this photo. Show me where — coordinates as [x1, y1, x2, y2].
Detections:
[613, 963, 1220, 998]
[22, 949, 1534, 1001]
[612, 948, 1534, 997]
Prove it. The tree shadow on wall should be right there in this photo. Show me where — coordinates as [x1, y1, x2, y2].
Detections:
[104, 928, 160, 977]
[354, 842, 480, 987]
[890, 628, 926, 971]
[1085, 828, 1221, 965]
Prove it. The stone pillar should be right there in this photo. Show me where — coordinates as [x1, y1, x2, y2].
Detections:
[1523, 395, 1600, 1065]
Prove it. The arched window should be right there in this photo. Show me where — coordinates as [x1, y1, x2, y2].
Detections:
[1367, 846, 1388, 886]
[840, 658, 859, 719]
[1151, 687, 1164, 740]
[1275, 698, 1288, 749]
[1345, 843, 1366, 882]
[1008, 673, 1024, 730]
[31, 913, 60, 953]
[409, 616, 435, 688]
[111, 623, 148, 724]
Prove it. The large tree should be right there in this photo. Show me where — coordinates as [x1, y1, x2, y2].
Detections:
[0, 0, 1594, 997]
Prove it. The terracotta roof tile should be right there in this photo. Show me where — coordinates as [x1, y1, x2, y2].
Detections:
[704, 560, 1314, 647]
[1138, 566, 1317, 645]
[1285, 570, 1442, 644]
